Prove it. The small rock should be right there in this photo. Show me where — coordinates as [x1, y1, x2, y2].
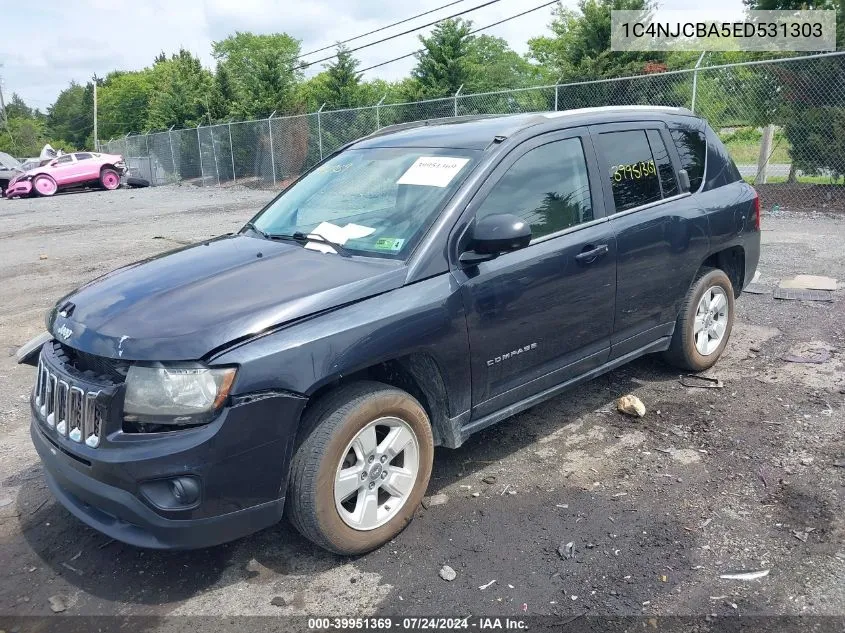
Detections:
[482, 475, 497, 484]
[557, 541, 575, 559]
[471, 492, 480, 497]
[270, 596, 287, 607]
[586, 543, 596, 549]
[39, 255, 48, 261]
[439, 565, 457, 582]
[421, 494, 448, 509]
[801, 457, 814, 466]
[617, 394, 646, 418]
[48, 595, 67, 613]
[833, 458, 845, 468]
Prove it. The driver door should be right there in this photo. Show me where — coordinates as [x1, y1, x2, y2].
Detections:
[453, 129, 617, 419]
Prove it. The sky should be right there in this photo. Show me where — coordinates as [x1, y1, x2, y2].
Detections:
[0, 0, 746, 113]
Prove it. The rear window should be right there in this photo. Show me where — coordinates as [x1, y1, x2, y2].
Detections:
[670, 128, 706, 192]
[596, 130, 662, 212]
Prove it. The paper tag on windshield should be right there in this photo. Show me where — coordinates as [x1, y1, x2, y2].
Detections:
[397, 156, 469, 188]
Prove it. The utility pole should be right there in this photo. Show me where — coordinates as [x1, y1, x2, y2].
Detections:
[92, 75, 98, 151]
[0, 69, 18, 154]
[0, 67, 8, 126]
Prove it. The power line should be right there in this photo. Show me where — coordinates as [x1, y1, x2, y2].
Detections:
[295, 0, 506, 70]
[358, 0, 560, 73]
[298, 0, 470, 59]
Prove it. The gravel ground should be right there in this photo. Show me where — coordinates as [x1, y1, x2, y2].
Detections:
[0, 186, 843, 629]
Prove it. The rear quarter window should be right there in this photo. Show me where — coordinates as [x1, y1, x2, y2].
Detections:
[669, 127, 706, 192]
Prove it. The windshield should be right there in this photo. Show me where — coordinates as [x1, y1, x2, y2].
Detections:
[249, 147, 479, 259]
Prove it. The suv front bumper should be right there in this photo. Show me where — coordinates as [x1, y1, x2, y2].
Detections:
[31, 383, 306, 549]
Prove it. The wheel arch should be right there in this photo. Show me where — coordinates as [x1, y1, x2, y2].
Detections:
[700, 245, 745, 298]
[303, 352, 460, 449]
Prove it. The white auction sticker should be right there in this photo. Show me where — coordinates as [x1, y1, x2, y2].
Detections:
[397, 156, 470, 188]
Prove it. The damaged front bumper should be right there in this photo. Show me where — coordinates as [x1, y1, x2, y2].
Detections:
[30, 345, 307, 549]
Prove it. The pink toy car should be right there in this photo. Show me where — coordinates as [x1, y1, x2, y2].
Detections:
[4, 152, 127, 198]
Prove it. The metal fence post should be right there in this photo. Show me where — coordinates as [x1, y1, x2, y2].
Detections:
[375, 94, 386, 131]
[197, 125, 205, 186]
[690, 51, 707, 113]
[228, 121, 236, 183]
[209, 125, 220, 186]
[454, 84, 464, 117]
[143, 131, 152, 184]
[317, 103, 326, 161]
[268, 111, 276, 187]
[167, 125, 176, 182]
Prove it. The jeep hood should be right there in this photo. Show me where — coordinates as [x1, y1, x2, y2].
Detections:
[48, 234, 406, 361]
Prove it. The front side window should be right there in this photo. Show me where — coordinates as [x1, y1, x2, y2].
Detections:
[75, 153, 92, 161]
[475, 138, 594, 240]
[597, 130, 662, 212]
[251, 147, 479, 259]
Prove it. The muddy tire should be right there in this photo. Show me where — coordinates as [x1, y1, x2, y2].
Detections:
[33, 175, 57, 197]
[287, 381, 434, 555]
[664, 267, 735, 372]
[100, 168, 121, 190]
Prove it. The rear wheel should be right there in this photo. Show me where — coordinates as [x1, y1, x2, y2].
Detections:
[287, 381, 434, 555]
[100, 168, 121, 190]
[664, 267, 735, 371]
[33, 175, 57, 197]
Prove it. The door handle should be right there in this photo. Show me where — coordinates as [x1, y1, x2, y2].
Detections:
[575, 243, 609, 264]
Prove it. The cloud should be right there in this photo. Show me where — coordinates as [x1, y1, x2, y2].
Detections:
[2, 0, 745, 112]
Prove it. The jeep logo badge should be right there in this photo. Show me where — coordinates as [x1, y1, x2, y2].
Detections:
[57, 324, 73, 340]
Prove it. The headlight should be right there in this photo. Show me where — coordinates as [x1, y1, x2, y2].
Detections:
[123, 364, 237, 426]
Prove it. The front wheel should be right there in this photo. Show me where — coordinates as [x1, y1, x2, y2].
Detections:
[287, 381, 434, 555]
[664, 267, 735, 372]
[33, 175, 57, 197]
[100, 168, 121, 190]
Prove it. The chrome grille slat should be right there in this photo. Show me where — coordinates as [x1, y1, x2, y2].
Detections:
[35, 353, 102, 448]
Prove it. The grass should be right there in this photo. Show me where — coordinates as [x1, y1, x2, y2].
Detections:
[719, 126, 792, 164]
[743, 175, 841, 185]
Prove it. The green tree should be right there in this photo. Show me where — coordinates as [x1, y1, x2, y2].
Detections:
[5, 93, 36, 120]
[98, 70, 153, 138]
[464, 35, 537, 92]
[528, 0, 663, 81]
[743, 0, 845, 179]
[320, 45, 363, 109]
[146, 49, 213, 129]
[46, 81, 92, 149]
[212, 32, 303, 118]
[412, 19, 474, 98]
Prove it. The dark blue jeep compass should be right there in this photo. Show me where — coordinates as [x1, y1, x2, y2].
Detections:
[19, 107, 760, 554]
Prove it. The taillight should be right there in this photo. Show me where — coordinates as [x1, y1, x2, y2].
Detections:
[752, 191, 761, 231]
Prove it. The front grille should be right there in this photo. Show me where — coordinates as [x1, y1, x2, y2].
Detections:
[35, 354, 104, 448]
[56, 343, 129, 383]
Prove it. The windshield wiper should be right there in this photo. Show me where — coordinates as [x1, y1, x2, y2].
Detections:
[243, 221, 269, 239]
[265, 232, 351, 257]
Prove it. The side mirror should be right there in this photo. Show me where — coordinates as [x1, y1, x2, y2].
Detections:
[678, 168, 691, 193]
[459, 213, 531, 265]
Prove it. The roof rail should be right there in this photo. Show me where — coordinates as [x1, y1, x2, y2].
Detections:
[362, 114, 507, 141]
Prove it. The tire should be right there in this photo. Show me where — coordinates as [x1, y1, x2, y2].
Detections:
[126, 176, 150, 188]
[664, 267, 735, 372]
[287, 381, 434, 555]
[33, 175, 57, 197]
[100, 168, 121, 190]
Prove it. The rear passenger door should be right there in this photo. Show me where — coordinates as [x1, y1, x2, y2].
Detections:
[456, 129, 617, 418]
[589, 123, 710, 358]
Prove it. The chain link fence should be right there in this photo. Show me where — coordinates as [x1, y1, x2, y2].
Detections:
[100, 51, 845, 210]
